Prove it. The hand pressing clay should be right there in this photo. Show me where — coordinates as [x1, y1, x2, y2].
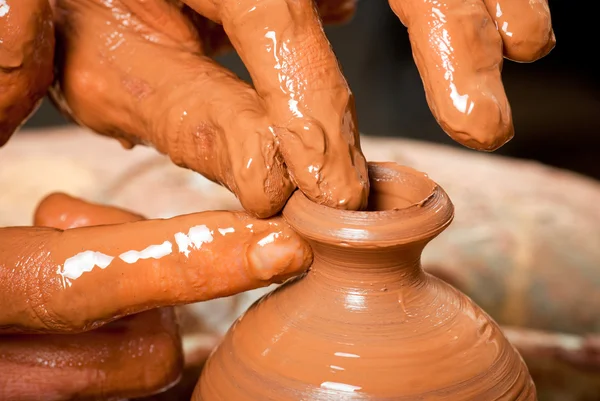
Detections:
[2, 0, 555, 217]
[195, 162, 535, 400]
[49, 0, 371, 216]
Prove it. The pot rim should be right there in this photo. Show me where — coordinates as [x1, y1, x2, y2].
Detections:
[282, 162, 454, 247]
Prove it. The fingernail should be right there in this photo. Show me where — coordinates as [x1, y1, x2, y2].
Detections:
[246, 229, 312, 282]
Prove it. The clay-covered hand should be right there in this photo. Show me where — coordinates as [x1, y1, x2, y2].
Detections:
[0, 197, 185, 400]
[252, 0, 554, 150]
[0, 193, 312, 335]
[44, 0, 369, 217]
[388, 0, 555, 150]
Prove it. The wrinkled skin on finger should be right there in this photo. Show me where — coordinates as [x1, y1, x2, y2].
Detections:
[0, 0, 54, 146]
[0, 193, 312, 334]
[49, 0, 369, 218]
[389, 0, 554, 151]
[0, 195, 183, 401]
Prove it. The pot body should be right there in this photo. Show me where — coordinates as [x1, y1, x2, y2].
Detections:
[194, 162, 536, 400]
[195, 261, 535, 400]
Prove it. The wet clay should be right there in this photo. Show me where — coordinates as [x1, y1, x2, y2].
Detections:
[389, 0, 554, 150]
[0, 193, 311, 333]
[1, 195, 182, 401]
[195, 162, 535, 400]
[50, 0, 369, 217]
[0, 0, 54, 145]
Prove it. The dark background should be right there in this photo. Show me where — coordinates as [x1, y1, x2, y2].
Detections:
[24, 0, 599, 179]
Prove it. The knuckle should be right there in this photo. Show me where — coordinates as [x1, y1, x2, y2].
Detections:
[229, 132, 293, 218]
[52, 59, 111, 131]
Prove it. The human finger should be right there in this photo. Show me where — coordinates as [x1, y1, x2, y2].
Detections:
[0, 0, 54, 146]
[34, 192, 144, 228]
[1, 193, 183, 400]
[51, 0, 294, 217]
[389, 0, 512, 151]
[0, 308, 182, 401]
[482, 0, 555, 62]
[0, 203, 312, 333]
[184, 0, 370, 210]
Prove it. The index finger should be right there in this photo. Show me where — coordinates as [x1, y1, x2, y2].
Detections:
[0, 195, 312, 333]
[0, 0, 54, 146]
[185, 0, 369, 210]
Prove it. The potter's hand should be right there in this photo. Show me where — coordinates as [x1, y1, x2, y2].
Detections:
[0, 0, 368, 217]
[322, 0, 554, 150]
[388, 0, 555, 150]
[0, 193, 312, 334]
[47, 0, 369, 217]
[0, 198, 184, 400]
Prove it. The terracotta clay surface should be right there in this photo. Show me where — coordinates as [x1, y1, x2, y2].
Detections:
[196, 162, 535, 400]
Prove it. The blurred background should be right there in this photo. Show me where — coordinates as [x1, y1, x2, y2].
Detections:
[24, 0, 599, 178]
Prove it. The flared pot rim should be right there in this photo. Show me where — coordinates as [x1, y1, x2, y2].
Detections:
[282, 162, 454, 248]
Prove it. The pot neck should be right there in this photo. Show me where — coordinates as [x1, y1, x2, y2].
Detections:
[282, 162, 453, 287]
[309, 241, 425, 288]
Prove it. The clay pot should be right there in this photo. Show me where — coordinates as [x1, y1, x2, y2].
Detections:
[194, 162, 535, 400]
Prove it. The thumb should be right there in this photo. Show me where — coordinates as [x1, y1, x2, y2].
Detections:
[0, 194, 312, 333]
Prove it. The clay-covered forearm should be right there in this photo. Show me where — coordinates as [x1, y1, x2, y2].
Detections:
[0, 211, 311, 333]
[0, 0, 54, 145]
[51, 0, 369, 217]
